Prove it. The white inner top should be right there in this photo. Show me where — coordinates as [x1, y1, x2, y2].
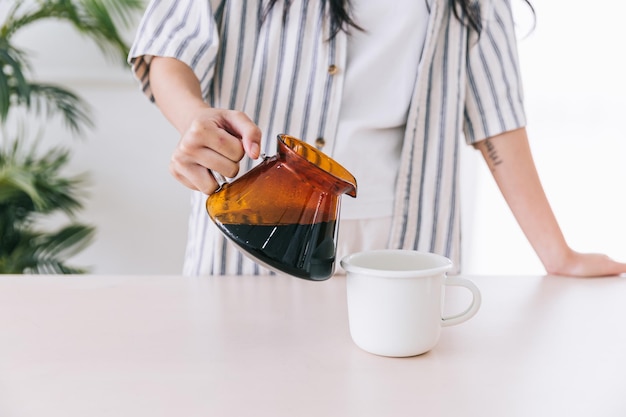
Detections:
[333, 0, 430, 219]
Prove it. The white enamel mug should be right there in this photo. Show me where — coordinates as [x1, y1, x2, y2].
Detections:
[341, 250, 481, 357]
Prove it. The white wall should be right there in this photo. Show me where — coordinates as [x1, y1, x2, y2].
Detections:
[9, 1, 625, 275]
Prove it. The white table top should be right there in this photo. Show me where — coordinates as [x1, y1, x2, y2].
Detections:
[1, 273, 625, 417]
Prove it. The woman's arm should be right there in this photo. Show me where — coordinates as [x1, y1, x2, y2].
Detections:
[148, 56, 261, 194]
[474, 127, 626, 277]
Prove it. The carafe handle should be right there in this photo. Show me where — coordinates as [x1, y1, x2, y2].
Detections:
[210, 154, 269, 191]
[210, 170, 227, 188]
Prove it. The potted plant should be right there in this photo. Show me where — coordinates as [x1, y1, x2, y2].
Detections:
[0, 0, 143, 273]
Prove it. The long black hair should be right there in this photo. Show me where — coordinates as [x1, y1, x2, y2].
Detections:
[264, 0, 534, 38]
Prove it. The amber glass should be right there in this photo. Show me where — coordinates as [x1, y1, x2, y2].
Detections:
[206, 134, 357, 281]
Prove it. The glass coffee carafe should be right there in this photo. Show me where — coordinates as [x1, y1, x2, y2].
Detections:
[206, 134, 357, 281]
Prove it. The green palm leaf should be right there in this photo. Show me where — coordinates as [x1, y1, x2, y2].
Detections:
[30, 224, 96, 274]
[2, 0, 143, 62]
[0, 141, 87, 214]
[28, 83, 94, 135]
[0, 40, 31, 120]
[0, 140, 95, 274]
[0, 224, 95, 274]
[0, 0, 143, 126]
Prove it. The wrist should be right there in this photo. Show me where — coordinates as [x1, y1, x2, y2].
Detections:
[174, 101, 212, 133]
[540, 245, 577, 275]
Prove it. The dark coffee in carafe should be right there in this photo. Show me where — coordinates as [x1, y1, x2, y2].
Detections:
[206, 134, 357, 281]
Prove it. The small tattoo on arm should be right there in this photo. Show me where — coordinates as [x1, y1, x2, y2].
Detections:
[484, 139, 503, 168]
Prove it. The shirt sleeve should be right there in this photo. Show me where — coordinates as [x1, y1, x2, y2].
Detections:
[463, 0, 527, 144]
[127, 0, 220, 102]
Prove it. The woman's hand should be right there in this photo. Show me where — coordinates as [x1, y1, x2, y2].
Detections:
[169, 106, 261, 194]
[545, 250, 626, 278]
[148, 56, 261, 194]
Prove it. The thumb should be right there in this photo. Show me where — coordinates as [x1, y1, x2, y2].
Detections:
[223, 110, 262, 159]
[244, 136, 261, 160]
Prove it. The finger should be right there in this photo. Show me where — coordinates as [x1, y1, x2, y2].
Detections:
[191, 145, 241, 178]
[606, 259, 626, 276]
[170, 159, 220, 195]
[186, 120, 246, 163]
[576, 254, 626, 277]
[172, 140, 241, 183]
[242, 128, 262, 160]
[220, 111, 262, 159]
[592, 254, 626, 276]
[244, 137, 261, 160]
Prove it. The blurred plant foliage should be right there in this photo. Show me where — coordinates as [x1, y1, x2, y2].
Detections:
[0, 0, 143, 273]
[0, 139, 95, 273]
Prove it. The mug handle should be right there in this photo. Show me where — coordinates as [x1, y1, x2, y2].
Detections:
[441, 276, 482, 327]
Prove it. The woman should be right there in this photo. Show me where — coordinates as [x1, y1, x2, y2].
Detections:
[128, 0, 626, 277]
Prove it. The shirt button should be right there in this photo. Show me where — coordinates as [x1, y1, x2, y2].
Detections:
[315, 137, 326, 149]
[327, 64, 339, 75]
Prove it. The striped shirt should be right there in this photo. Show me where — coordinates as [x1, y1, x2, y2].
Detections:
[129, 0, 526, 275]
